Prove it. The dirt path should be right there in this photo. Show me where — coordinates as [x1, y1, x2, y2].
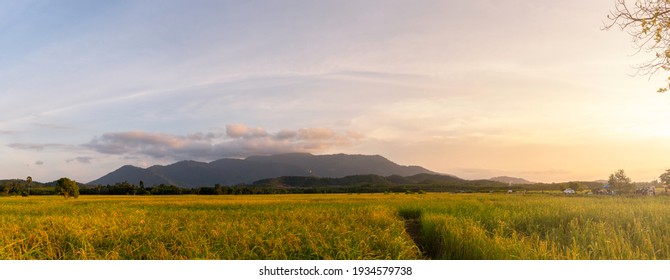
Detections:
[402, 215, 430, 259]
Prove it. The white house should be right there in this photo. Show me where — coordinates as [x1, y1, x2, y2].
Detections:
[563, 188, 576, 195]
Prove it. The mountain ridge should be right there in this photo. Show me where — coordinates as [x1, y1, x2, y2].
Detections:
[490, 176, 534, 185]
[88, 153, 436, 188]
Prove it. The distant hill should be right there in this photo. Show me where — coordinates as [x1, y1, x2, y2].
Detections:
[490, 176, 534, 185]
[88, 153, 436, 188]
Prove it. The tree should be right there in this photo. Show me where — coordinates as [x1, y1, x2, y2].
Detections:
[26, 176, 32, 195]
[55, 177, 79, 199]
[659, 169, 670, 193]
[660, 169, 670, 185]
[608, 169, 635, 194]
[566, 181, 586, 192]
[605, 0, 670, 92]
[214, 184, 223, 195]
[1, 183, 9, 196]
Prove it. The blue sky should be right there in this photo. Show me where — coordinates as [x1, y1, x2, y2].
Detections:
[2, 0, 670, 183]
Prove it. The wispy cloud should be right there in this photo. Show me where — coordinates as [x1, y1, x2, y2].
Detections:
[84, 124, 362, 161]
[66, 157, 94, 164]
[8, 143, 71, 151]
[31, 123, 74, 130]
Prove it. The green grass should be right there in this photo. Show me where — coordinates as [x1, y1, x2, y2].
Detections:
[3, 193, 670, 259]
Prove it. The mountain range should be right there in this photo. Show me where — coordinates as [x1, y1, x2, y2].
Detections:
[489, 176, 534, 185]
[88, 153, 436, 188]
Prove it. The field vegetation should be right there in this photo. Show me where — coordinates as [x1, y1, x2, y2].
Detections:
[2, 193, 670, 260]
[0, 195, 420, 259]
[403, 194, 670, 259]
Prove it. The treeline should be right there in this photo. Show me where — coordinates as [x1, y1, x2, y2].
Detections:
[80, 182, 298, 195]
[79, 175, 607, 196]
[1, 174, 612, 197]
[0, 179, 52, 196]
[79, 182, 439, 195]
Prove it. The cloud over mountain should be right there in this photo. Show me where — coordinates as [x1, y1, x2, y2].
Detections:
[84, 124, 362, 161]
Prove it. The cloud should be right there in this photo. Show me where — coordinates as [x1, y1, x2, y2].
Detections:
[66, 157, 94, 164]
[8, 143, 70, 151]
[31, 123, 74, 130]
[84, 124, 362, 161]
[35, 161, 44, 166]
[225, 124, 268, 139]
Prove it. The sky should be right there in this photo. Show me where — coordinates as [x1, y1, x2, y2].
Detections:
[2, 0, 670, 183]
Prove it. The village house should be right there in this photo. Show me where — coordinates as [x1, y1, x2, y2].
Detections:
[563, 188, 576, 195]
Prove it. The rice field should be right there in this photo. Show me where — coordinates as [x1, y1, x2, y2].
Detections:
[0, 194, 420, 260]
[2, 193, 670, 260]
[402, 194, 670, 259]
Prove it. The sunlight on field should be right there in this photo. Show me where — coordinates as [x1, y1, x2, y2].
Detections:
[0, 194, 420, 260]
[3, 193, 670, 260]
[403, 194, 670, 259]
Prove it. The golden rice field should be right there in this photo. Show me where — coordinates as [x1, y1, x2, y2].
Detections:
[2, 193, 670, 260]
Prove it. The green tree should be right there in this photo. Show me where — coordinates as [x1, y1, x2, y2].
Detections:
[26, 176, 32, 195]
[1, 183, 9, 196]
[608, 169, 635, 194]
[660, 169, 670, 186]
[605, 0, 670, 92]
[55, 177, 79, 199]
[214, 184, 223, 195]
[566, 181, 584, 192]
[659, 169, 670, 194]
